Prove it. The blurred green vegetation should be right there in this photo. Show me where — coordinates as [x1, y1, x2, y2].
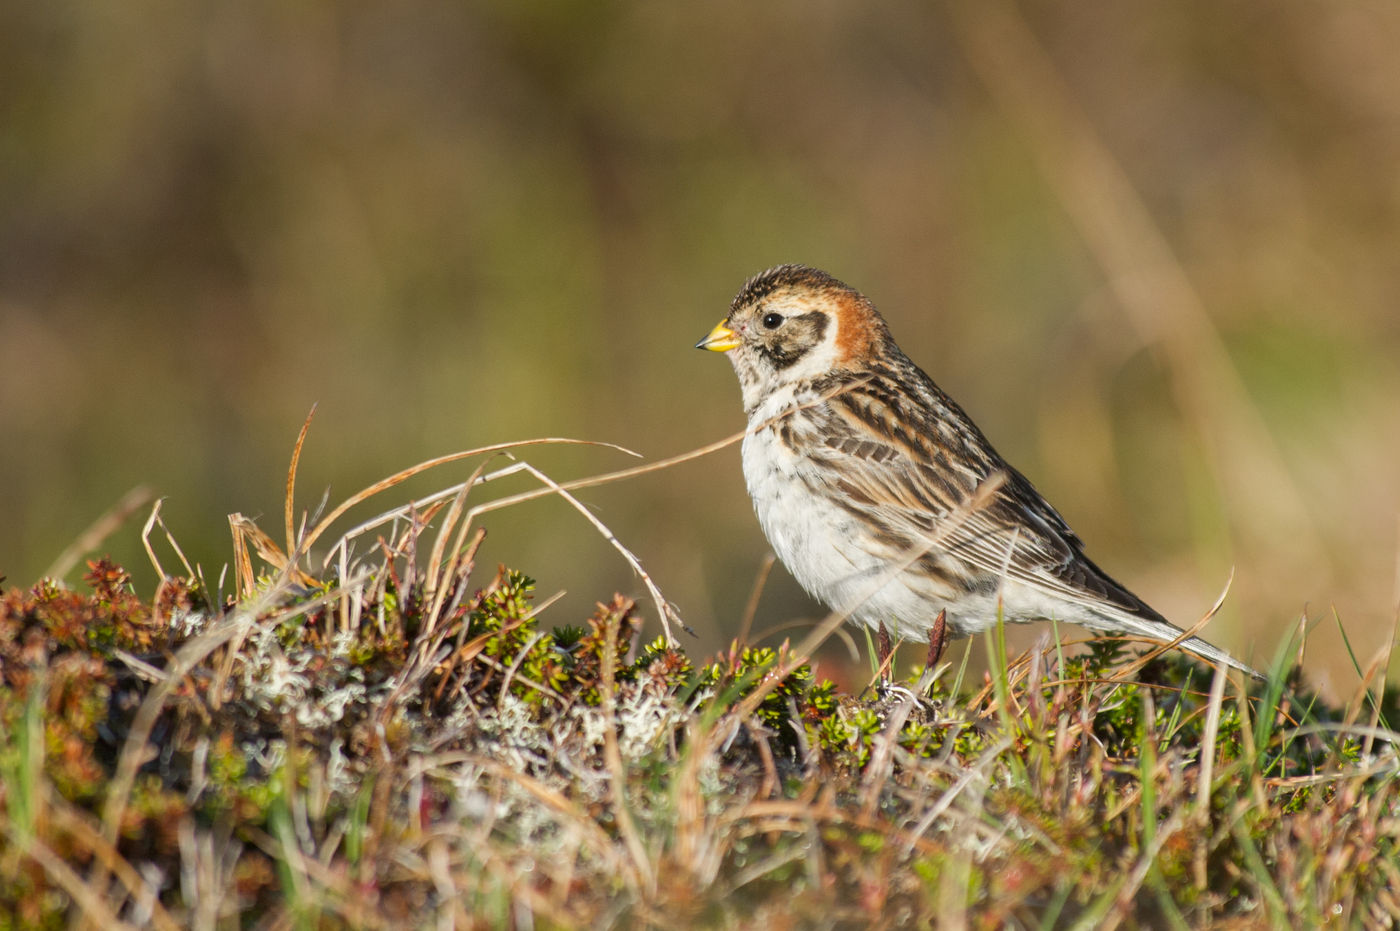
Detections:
[1, 1, 1397, 693]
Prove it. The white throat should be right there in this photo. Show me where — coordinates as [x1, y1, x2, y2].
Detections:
[729, 328, 844, 416]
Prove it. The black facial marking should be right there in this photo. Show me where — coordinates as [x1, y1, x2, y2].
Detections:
[759, 311, 829, 370]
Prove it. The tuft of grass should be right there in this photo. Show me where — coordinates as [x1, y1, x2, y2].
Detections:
[1, 432, 1398, 929]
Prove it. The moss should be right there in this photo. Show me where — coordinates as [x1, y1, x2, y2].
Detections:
[0, 550, 1395, 928]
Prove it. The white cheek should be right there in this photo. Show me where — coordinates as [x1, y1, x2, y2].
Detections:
[729, 310, 843, 411]
[784, 333, 842, 381]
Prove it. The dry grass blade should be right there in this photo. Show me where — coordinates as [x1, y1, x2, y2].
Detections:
[141, 498, 197, 585]
[142, 498, 170, 582]
[227, 513, 317, 595]
[286, 403, 318, 560]
[464, 428, 749, 521]
[1344, 646, 1394, 734]
[112, 649, 166, 683]
[228, 512, 258, 600]
[422, 457, 496, 628]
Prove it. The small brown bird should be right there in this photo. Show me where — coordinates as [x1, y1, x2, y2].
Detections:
[698, 264, 1260, 679]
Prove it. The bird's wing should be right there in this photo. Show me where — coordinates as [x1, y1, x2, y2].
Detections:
[799, 377, 1164, 622]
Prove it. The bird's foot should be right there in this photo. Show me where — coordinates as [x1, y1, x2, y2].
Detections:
[877, 622, 894, 672]
[926, 609, 948, 670]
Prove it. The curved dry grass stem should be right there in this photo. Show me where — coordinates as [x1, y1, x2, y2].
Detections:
[289, 435, 640, 568]
[326, 460, 515, 563]
[140, 498, 196, 584]
[458, 426, 749, 523]
[272, 377, 875, 647]
[457, 377, 875, 527]
[463, 460, 688, 643]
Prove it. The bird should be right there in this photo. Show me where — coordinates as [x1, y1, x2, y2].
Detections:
[696, 264, 1261, 680]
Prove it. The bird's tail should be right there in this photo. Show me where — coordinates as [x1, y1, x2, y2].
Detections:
[1085, 609, 1264, 681]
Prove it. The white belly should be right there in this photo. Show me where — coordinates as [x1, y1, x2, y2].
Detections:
[739, 412, 1106, 641]
[740, 421, 957, 638]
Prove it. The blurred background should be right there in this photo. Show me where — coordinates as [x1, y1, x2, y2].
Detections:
[2, 1, 1397, 695]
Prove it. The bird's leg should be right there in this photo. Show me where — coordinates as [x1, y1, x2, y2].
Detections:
[926, 609, 948, 669]
[877, 622, 894, 674]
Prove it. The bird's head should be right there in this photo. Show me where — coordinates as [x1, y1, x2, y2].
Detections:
[696, 264, 891, 410]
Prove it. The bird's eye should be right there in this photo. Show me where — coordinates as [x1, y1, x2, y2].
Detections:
[761, 312, 784, 329]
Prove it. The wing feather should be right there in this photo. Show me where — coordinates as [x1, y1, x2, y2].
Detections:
[800, 372, 1164, 623]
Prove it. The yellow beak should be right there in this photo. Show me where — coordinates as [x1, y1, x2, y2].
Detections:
[695, 320, 740, 352]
